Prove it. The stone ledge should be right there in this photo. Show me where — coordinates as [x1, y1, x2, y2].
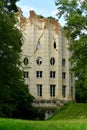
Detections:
[32, 99, 64, 108]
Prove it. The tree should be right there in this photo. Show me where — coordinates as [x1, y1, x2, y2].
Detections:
[1, 0, 19, 12]
[0, 1, 35, 118]
[0, 1, 45, 120]
[55, 0, 87, 102]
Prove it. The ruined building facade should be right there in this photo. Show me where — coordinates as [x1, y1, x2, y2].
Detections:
[18, 10, 75, 107]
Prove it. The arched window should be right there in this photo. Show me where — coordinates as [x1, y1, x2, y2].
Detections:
[36, 40, 40, 50]
[50, 57, 55, 65]
[23, 57, 28, 65]
[54, 41, 56, 49]
[36, 57, 42, 65]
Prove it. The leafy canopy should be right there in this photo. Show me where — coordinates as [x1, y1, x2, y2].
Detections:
[55, 0, 87, 102]
[1, 0, 19, 12]
[0, 1, 34, 119]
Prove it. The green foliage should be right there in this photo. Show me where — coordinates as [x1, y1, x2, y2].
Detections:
[50, 103, 87, 120]
[55, 0, 87, 102]
[0, 1, 38, 120]
[47, 16, 56, 20]
[38, 15, 44, 18]
[0, 1, 45, 120]
[1, 0, 19, 12]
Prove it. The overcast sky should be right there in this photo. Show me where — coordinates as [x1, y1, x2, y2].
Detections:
[16, 0, 65, 26]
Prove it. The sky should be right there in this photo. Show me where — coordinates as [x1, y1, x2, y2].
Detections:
[16, 0, 65, 26]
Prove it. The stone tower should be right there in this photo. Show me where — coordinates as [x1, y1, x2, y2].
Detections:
[18, 10, 75, 107]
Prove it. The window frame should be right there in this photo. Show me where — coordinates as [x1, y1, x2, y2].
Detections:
[50, 71, 55, 78]
[54, 41, 56, 49]
[36, 57, 42, 65]
[62, 58, 65, 67]
[36, 40, 40, 50]
[62, 85, 66, 98]
[50, 57, 55, 65]
[23, 57, 28, 65]
[23, 71, 28, 78]
[37, 84, 42, 97]
[50, 85, 56, 97]
[71, 86, 73, 98]
[36, 71, 42, 78]
[62, 72, 66, 79]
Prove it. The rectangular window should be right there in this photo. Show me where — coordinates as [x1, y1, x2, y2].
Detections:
[71, 86, 73, 98]
[62, 72, 66, 79]
[36, 71, 42, 78]
[37, 84, 42, 97]
[62, 58, 65, 67]
[50, 71, 55, 78]
[50, 85, 55, 97]
[62, 85, 66, 98]
[24, 71, 28, 78]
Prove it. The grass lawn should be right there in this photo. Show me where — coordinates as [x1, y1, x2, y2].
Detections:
[0, 118, 87, 130]
[1, 103, 87, 130]
[50, 103, 87, 120]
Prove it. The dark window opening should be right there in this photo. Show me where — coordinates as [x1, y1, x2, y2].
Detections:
[23, 57, 28, 65]
[36, 71, 42, 78]
[71, 86, 73, 98]
[36, 57, 42, 65]
[62, 85, 66, 98]
[54, 41, 56, 49]
[24, 71, 28, 78]
[50, 71, 55, 78]
[62, 72, 66, 79]
[62, 58, 65, 67]
[50, 57, 55, 65]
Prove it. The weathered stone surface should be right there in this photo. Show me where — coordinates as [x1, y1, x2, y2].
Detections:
[18, 10, 75, 107]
